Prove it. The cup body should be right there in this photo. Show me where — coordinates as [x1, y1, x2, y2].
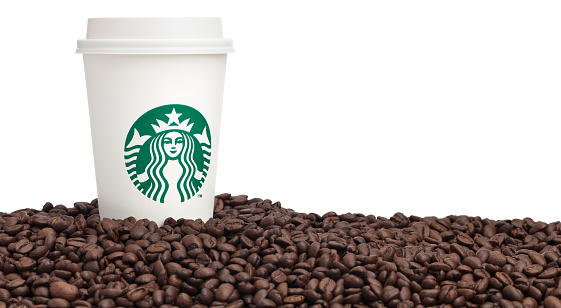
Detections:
[78, 18, 232, 224]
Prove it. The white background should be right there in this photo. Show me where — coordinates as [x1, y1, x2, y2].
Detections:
[0, 1, 560, 222]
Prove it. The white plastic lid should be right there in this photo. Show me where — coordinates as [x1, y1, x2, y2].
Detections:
[76, 18, 234, 54]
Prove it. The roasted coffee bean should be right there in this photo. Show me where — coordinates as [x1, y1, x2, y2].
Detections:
[98, 298, 117, 308]
[463, 256, 483, 269]
[3, 194, 561, 307]
[488, 252, 507, 266]
[47, 298, 71, 308]
[503, 285, 524, 301]
[544, 296, 561, 308]
[216, 283, 235, 302]
[429, 262, 451, 272]
[271, 269, 288, 284]
[198, 287, 214, 305]
[524, 264, 544, 276]
[284, 295, 305, 305]
[15, 238, 34, 254]
[194, 267, 216, 279]
[176, 292, 193, 308]
[49, 281, 79, 302]
[101, 287, 125, 298]
[225, 219, 245, 233]
[126, 286, 149, 302]
[130, 225, 148, 240]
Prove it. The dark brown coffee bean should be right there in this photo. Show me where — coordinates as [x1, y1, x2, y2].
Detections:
[540, 268, 559, 279]
[344, 275, 364, 288]
[216, 283, 235, 302]
[283, 295, 305, 305]
[101, 287, 125, 298]
[136, 273, 157, 284]
[203, 236, 218, 250]
[147, 242, 167, 253]
[194, 267, 216, 279]
[462, 256, 483, 269]
[126, 286, 149, 302]
[420, 288, 440, 300]
[379, 286, 398, 303]
[429, 262, 451, 272]
[98, 298, 116, 308]
[130, 225, 148, 240]
[524, 264, 544, 277]
[49, 281, 79, 302]
[217, 242, 236, 253]
[0, 234, 16, 246]
[152, 289, 165, 306]
[235, 271, 251, 283]
[225, 219, 245, 233]
[11, 285, 30, 297]
[164, 286, 180, 304]
[47, 298, 71, 308]
[226, 299, 245, 308]
[0, 289, 10, 302]
[545, 296, 561, 308]
[495, 271, 514, 286]
[198, 287, 214, 305]
[29, 245, 50, 259]
[474, 278, 489, 294]
[5, 278, 25, 290]
[6, 194, 561, 307]
[271, 269, 288, 284]
[502, 285, 524, 301]
[487, 252, 507, 266]
[15, 238, 34, 254]
[456, 233, 474, 246]
[319, 277, 337, 293]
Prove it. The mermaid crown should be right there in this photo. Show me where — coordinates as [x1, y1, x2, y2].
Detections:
[151, 108, 194, 133]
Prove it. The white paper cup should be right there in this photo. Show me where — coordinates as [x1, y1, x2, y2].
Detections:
[77, 18, 233, 225]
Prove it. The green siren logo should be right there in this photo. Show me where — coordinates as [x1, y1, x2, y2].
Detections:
[124, 104, 211, 203]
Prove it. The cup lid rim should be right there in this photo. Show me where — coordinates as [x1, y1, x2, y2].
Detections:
[76, 38, 234, 55]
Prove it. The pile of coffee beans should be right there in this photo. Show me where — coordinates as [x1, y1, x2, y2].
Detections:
[1, 194, 561, 308]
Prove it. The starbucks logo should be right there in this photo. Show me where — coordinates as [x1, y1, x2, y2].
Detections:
[124, 104, 211, 203]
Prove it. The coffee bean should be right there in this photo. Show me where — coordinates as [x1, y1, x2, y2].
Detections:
[545, 296, 561, 308]
[152, 289, 165, 306]
[225, 219, 245, 233]
[271, 269, 288, 284]
[344, 275, 364, 288]
[15, 238, 34, 254]
[47, 298, 71, 308]
[3, 195, 561, 307]
[194, 267, 216, 279]
[503, 285, 524, 301]
[524, 264, 544, 277]
[215, 283, 235, 302]
[496, 271, 514, 286]
[429, 262, 451, 272]
[382, 286, 400, 303]
[284, 295, 305, 305]
[49, 281, 79, 302]
[198, 287, 214, 305]
[225, 299, 245, 308]
[126, 286, 149, 302]
[462, 256, 483, 269]
[487, 252, 507, 266]
[130, 225, 148, 240]
[101, 287, 124, 298]
[98, 298, 116, 308]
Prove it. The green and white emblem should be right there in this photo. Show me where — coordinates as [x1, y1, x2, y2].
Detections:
[124, 104, 211, 203]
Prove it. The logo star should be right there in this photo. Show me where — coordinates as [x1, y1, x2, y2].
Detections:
[166, 108, 182, 125]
